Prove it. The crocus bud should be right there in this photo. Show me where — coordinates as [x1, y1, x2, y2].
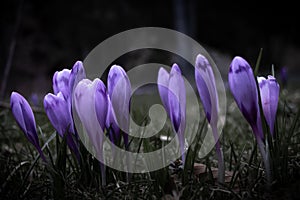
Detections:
[44, 92, 79, 158]
[10, 92, 45, 160]
[53, 69, 71, 100]
[107, 65, 131, 145]
[168, 64, 186, 134]
[74, 79, 106, 158]
[257, 75, 280, 135]
[53, 61, 86, 103]
[228, 56, 263, 140]
[74, 78, 107, 185]
[158, 64, 186, 162]
[195, 54, 224, 183]
[195, 54, 218, 125]
[69, 61, 86, 98]
[44, 92, 74, 137]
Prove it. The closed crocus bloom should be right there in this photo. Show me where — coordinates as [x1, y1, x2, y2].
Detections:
[158, 65, 186, 132]
[195, 54, 218, 125]
[53, 69, 71, 99]
[107, 65, 131, 145]
[53, 61, 86, 102]
[10, 92, 45, 161]
[168, 64, 186, 134]
[50, 61, 86, 137]
[158, 64, 186, 162]
[74, 78, 107, 185]
[69, 61, 86, 98]
[257, 75, 280, 135]
[228, 56, 264, 140]
[44, 92, 74, 137]
[195, 54, 224, 183]
[74, 79, 106, 157]
[229, 56, 272, 184]
[44, 92, 79, 158]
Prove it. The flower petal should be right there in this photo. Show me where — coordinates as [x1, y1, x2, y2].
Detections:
[157, 67, 170, 116]
[106, 95, 120, 143]
[69, 61, 86, 98]
[95, 80, 108, 130]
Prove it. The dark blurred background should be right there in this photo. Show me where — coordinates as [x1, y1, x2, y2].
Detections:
[1, 0, 299, 100]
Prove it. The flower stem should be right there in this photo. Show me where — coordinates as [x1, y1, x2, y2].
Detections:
[212, 125, 224, 184]
[256, 137, 271, 188]
[100, 162, 106, 186]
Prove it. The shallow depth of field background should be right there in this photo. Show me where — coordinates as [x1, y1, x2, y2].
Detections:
[0, 0, 300, 99]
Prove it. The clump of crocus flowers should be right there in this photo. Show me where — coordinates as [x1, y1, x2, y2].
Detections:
[228, 56, 280, 184]
[9, 54, 280, 186]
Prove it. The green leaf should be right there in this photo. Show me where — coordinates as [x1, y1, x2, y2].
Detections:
[254, 48, 263, 76]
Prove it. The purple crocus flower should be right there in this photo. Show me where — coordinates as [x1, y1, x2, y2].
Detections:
[195, 54, 224, 183]
[10, 92, 46, 161]
[107, 65, 131, 146]
[74, 78, 107, 185]
[195, 54, 218, 125]
[228, 56, 264, 140]
[44, 92, 79, 159]
[257, 75, 280, 136]
[45, 61, 85, 159]
[69, 61, 86, 99]
[53, 61, 86, 102]
[53, 69, 71, 100]
[74, 78, 107, 157]
[228, 56, 272, 183]
[51, 61, 86, 127]
[158, 64, 186, 162]
[44, 92, 75, 137]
